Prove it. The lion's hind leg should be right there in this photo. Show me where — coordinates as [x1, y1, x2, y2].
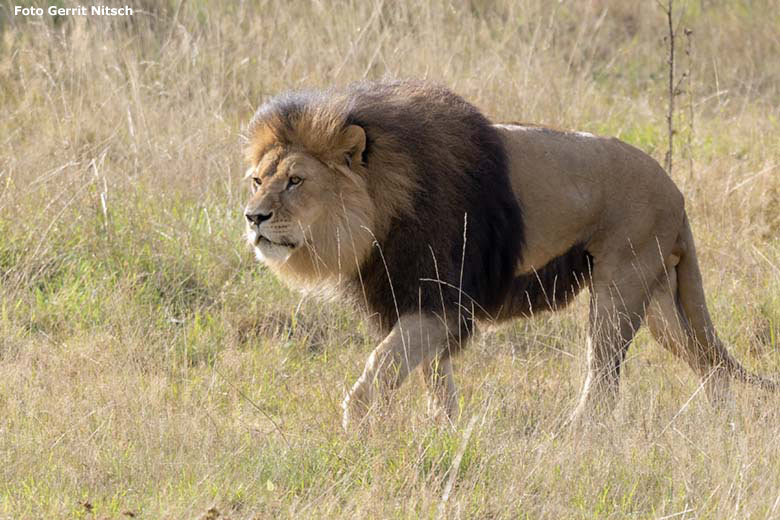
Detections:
[568, 238, 677, 423]
[648, 214, 778, 402]
[570, 280, 650, 422]
[645, 263, 732, 403]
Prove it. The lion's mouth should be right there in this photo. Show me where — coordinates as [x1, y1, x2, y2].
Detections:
[255, 234, 298, 249]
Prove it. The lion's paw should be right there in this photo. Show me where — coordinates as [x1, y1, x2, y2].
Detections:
[342, 381, 372, 433]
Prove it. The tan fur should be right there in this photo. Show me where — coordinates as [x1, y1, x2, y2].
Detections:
[244, 101, 775, 431]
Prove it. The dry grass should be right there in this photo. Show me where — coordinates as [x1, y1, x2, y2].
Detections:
[1, 0, 779, 518]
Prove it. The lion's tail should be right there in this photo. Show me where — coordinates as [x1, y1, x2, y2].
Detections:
[676, 214, 778, 392]
[499, 243, 592, 320]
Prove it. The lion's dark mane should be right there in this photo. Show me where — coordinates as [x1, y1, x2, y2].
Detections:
[346, 81, 523, 336]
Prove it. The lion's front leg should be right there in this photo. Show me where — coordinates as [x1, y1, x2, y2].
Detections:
[342, 313, 453, 432]
[422, 356, 458, 423]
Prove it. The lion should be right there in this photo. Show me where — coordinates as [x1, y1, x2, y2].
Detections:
[242, 80, 776, 431]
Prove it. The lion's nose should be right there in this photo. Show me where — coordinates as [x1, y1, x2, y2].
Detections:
[245, 210, 273, 226]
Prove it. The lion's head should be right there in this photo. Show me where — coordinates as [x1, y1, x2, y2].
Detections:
[243, 121, 377, 284]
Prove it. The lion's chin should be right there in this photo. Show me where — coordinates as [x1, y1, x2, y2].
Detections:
[254, 241, 296, 264]
[247, 231, 298, 264]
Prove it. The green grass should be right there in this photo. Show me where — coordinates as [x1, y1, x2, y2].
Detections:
[1, 0, 780, 518]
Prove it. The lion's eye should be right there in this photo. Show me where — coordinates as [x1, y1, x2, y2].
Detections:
[287, 176, 303, 189]
[252, 177, 262, 188]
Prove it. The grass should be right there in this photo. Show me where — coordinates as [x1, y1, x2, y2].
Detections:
[1, 0, 780, 517]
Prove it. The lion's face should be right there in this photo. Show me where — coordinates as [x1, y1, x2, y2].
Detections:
[243, 138, 377, 284]
[244, 150, 329, 264]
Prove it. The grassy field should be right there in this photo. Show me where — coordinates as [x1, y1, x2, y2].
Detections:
[1, 0, 780, 518]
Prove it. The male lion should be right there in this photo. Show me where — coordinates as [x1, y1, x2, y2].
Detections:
[243, 80, 775, 430]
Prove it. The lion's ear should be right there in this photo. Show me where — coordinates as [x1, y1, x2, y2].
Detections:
[339, 124, 366, 168]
